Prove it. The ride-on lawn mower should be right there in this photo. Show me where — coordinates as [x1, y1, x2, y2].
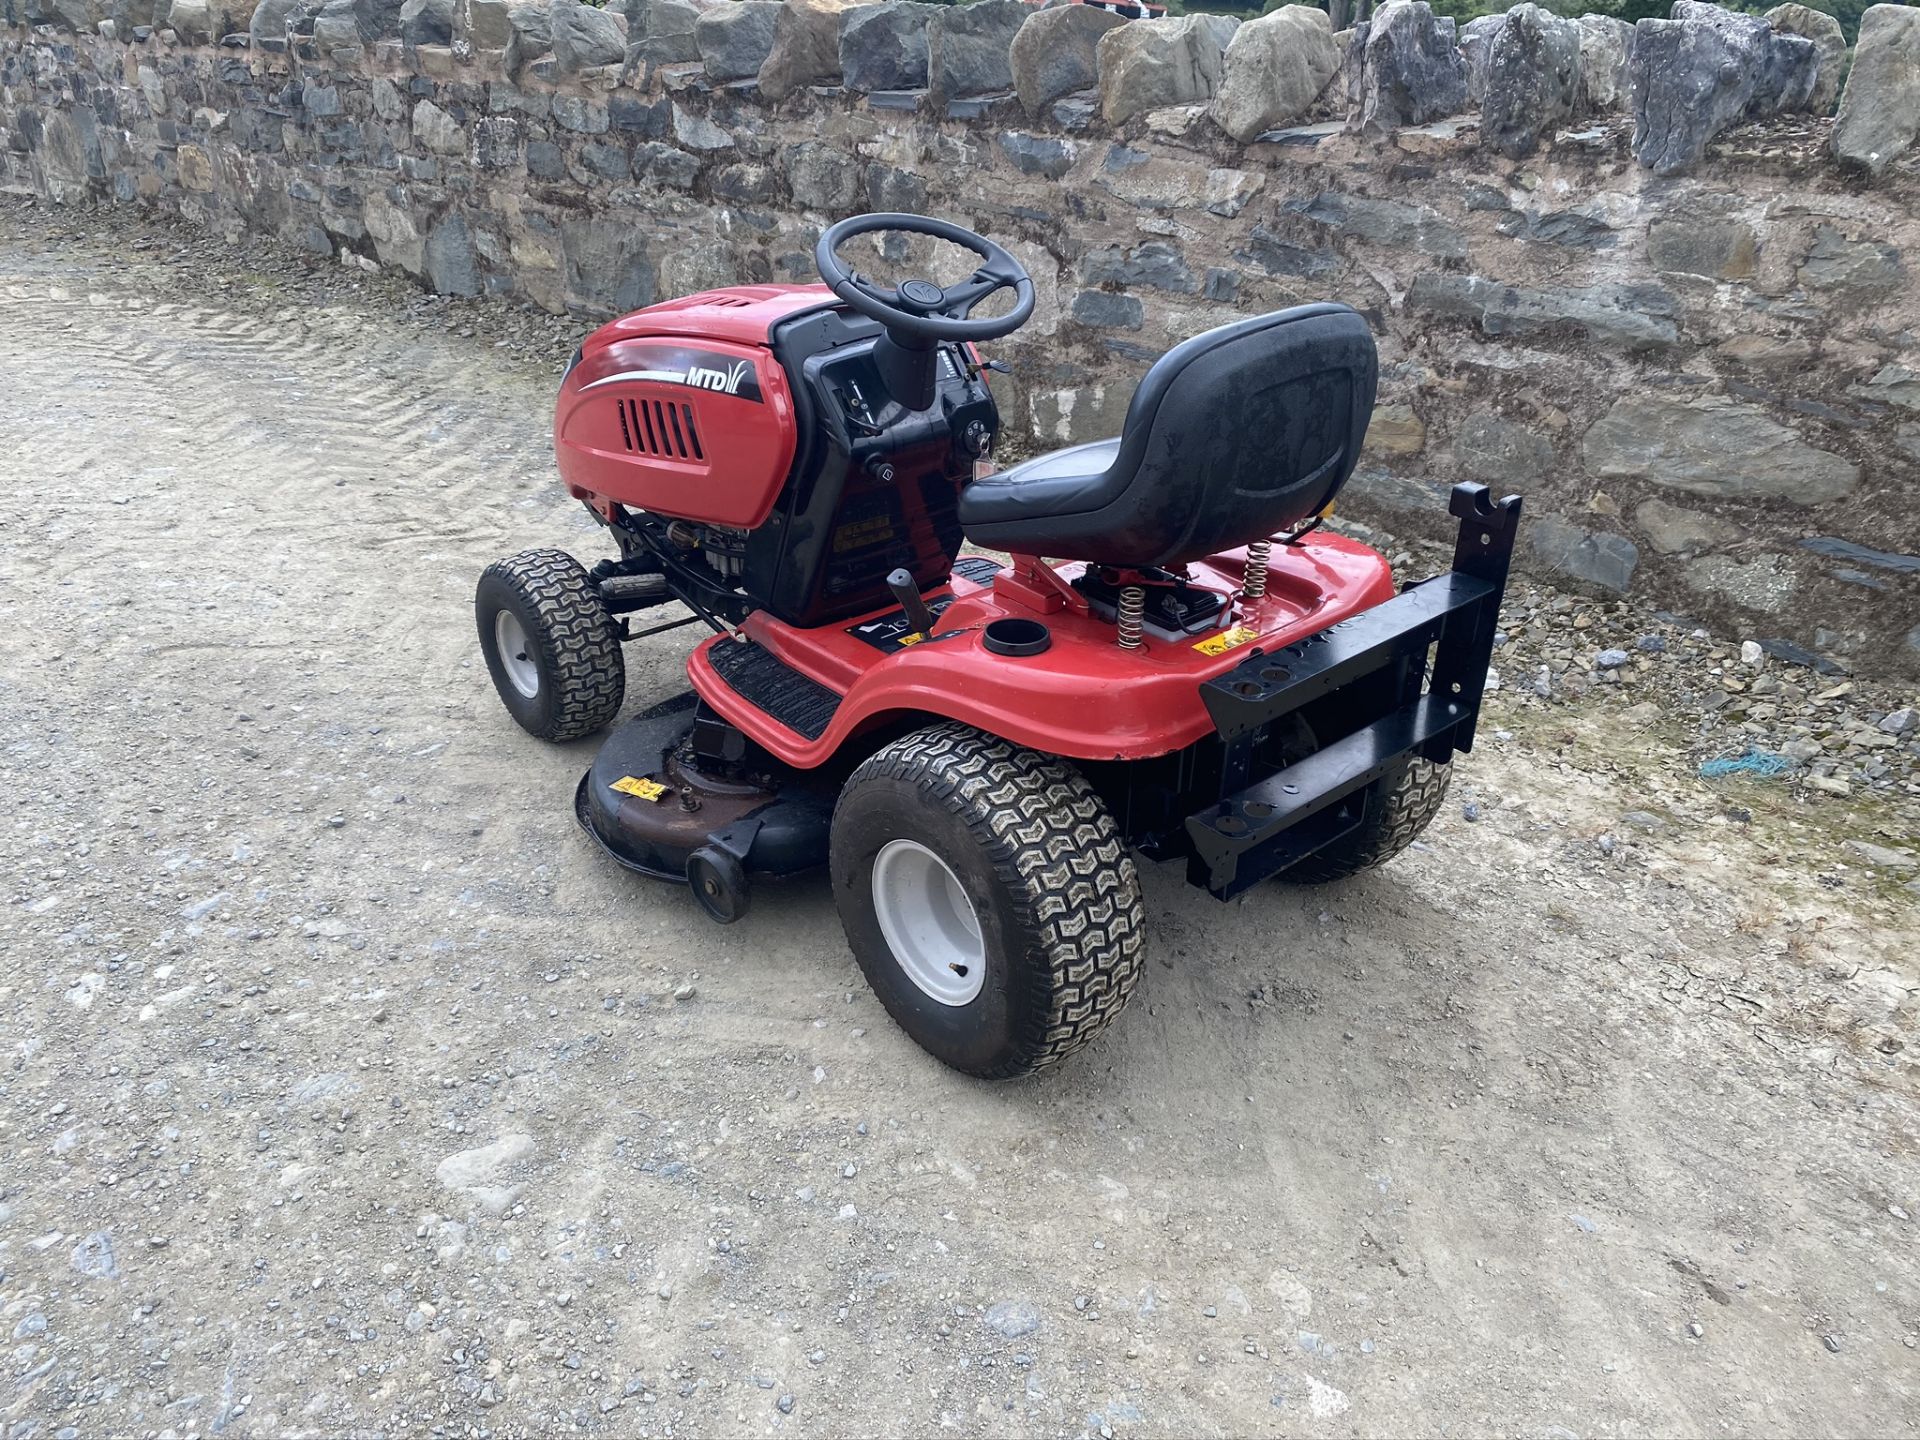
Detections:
[477, 212, 1520, 1079]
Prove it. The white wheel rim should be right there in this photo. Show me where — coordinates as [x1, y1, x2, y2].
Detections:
[872, 839, 986, 1007]
[494, 609, 541, 700]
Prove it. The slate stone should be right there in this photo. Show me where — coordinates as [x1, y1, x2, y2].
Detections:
[624, 0, 711, 69]
[471, 115, 522, 169]
[838, 2, 937, 91]
[1851, 364, 1920, 411]
[551, 93, 609, 132]
[1290, 191, 1465, 259]
[563, 217, 657, 314]
[1647, 215, 1756, 279]
[634, 139, 699, 187]
[694, 0, 779, 80]
[505, 0, 551, 74]
[1460, 12, 1503, 104]
[1050, 91, 1101, 130]
[1798, 223, 1903, 294]
[785, 139, 859, 209]
[232, 103, 285, 150]
[926, 0, 1023, 103]
[551, 0, 626, 72]
[1629, 2, 1819, 176]
[51, 0, 99, 30]
[1497, 207, 1617, 249]
[167, 0, 211, 42]
[1582, 393, 1858, 503]
[712, 161, 774, 203]
[1078, 239, 1193, 293]
[1345, 468, 1450, 516]
[324, 0, 401, 40]
[398, 0, 449, 44]
[1765, 3, 1844, 112]
[1833, 3, 1920, 173]
[1406, 273, 1678, 350]
[1527, 517, 1639, 593]
[997, 130, 1074, 179]
[1454, 412, 1552, 485]
[579, 138, 631, 178]
[248, 0, 312, 45]
[1347, 1, 1466, 138]
[457, 0, 509, 46]
[1096, 13, 1229, 127]
[425, 211, 481, 295]
[608, 93, 669, 133]
[1480, 3, 1580, 160]
[1241, 225, 1339, 278]
[670, 101, 732, 150]
[1204, 167, 1263, 218]
[758, 0, 860, 101]
[1210, 4, 1340, 144]
[525, 138, 564, 178]
[1009, 2, 1123, 117]
[1071, 291, 1143, 330]
[1576, 13, 1633, 110]
[865, 161, 925, 211]
[1203, 267, 1239, 302]
[1798, 536, 1920, 573]
[412, 97, 464, 152]
[1634, 497, 1745, 554]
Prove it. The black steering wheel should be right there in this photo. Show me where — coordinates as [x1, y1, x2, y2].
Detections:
[815, 213, 1035, 343]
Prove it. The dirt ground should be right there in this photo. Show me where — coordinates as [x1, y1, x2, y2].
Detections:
[2, 202, 1918, 1440]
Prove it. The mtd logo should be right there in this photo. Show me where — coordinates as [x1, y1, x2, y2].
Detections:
[684, 360, 753, 396]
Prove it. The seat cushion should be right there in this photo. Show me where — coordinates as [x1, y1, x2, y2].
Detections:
[961, 438, 1121, 534]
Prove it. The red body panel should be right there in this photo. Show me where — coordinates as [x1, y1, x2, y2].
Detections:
[554, 285, 832, 528]
[688, 533, 1398, 765]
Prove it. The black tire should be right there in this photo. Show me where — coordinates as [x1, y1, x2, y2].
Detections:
[1281, 757, 1452, 884]
[475, 549, 625, 742]
[830, 723, 1145, 1079]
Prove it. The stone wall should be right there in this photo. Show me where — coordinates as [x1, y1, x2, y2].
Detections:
[3, 0, 1919, 675]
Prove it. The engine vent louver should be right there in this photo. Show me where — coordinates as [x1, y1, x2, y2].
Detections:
[615, 397, 704, 461]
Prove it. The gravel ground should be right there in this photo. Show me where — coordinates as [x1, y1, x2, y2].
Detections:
[3, 200, 1918, 1440]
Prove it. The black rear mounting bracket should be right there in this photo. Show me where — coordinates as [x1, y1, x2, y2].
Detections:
[1184, 483, 1522, 900]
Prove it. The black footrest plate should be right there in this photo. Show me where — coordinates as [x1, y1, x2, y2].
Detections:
[952, 555, 1003, 585]
[706, 641, 843, 741]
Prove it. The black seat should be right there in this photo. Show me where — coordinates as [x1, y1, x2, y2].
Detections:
[959, 303, 1378, 567]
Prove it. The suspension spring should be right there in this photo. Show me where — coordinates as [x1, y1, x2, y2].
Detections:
[1243, 539, 1272, 600]
[1117, 585, 1145, 650]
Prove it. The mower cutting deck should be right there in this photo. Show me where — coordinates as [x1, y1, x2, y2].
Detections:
[476, 211, 1520, 1078]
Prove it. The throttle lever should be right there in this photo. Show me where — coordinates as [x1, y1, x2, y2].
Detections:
[886, 568, 937, 641]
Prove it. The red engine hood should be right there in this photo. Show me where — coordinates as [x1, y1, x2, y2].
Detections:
[581, 284, 836, 351]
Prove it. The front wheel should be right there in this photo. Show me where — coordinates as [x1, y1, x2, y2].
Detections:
[830, 724, 1145, 1079]
[475, 549, 625, 741]
[1280, 757, 1451, 884]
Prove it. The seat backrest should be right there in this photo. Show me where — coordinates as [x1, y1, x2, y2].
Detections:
[1092, 303, 1378, 568]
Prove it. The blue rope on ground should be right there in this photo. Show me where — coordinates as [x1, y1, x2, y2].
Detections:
[1698, 750, 1796, 780]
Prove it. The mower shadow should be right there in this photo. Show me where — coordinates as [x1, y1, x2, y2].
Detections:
[638, 841, 1437, 1097]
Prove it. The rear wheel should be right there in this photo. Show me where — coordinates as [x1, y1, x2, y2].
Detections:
[830, 724, 1145, 1079]
[1281, 757, 1451, 884]
[475, 549, 625, 741]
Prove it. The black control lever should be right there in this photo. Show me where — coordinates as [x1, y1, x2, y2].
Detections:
[886, 568, 937, 639]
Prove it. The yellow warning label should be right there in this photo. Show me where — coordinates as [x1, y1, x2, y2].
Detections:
[1193, 625, 1261, 657]
[831, 515, 896, 554]
[610, 775, 669, 801]
[896, 632, 926, 646]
